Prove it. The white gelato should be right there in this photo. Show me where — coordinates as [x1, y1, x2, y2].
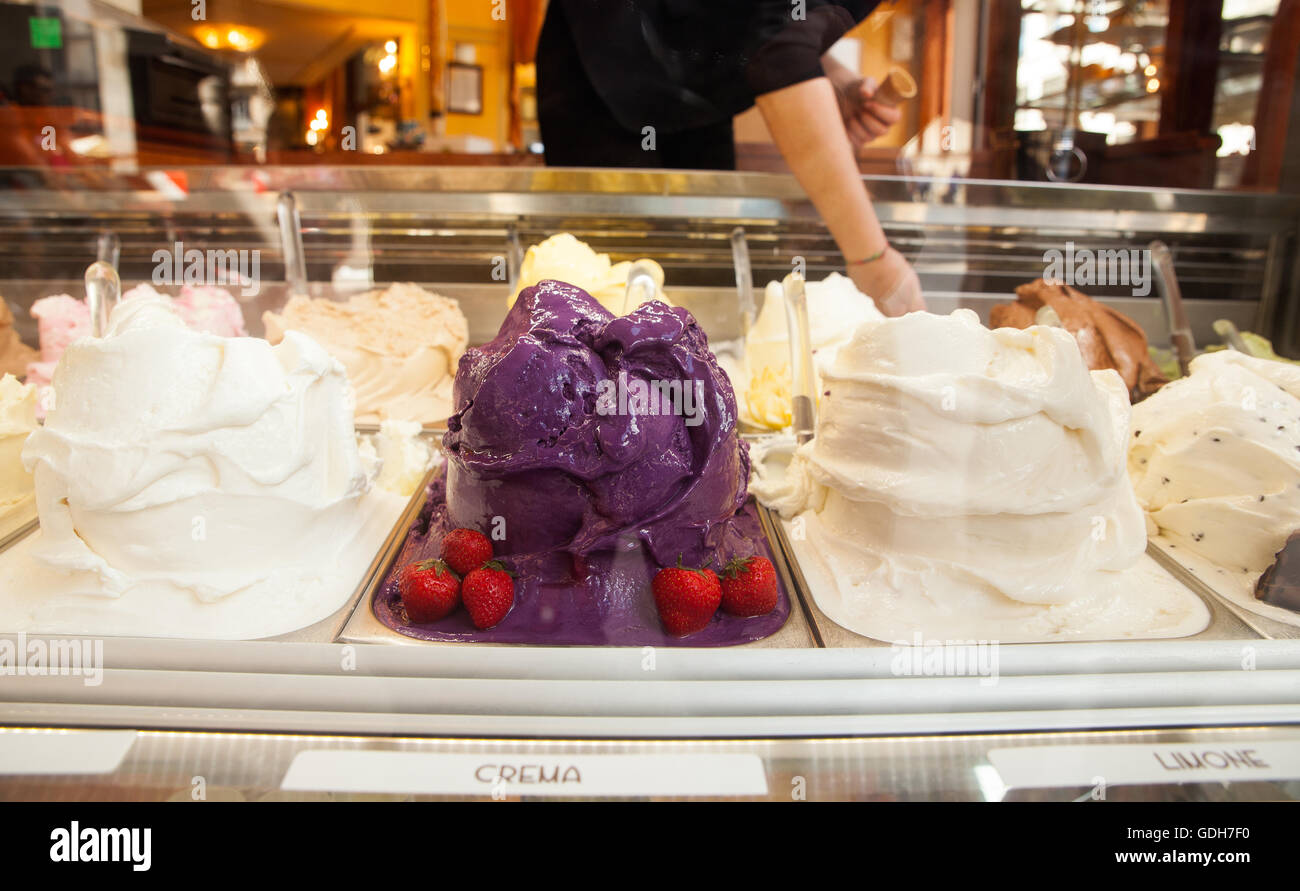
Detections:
[509, 233, 667, 315]
[358, 419, 435, 498]
[736, 273, 884, 430]
[1129, 350, 1300, 626]
[263, 283, 468, 426]
[0, 295, 407, 639]
[751, 309, 1208, 642]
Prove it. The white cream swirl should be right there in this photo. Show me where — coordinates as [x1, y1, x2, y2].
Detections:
[752, 309, 1207, 641]
[24, 295, 373, 604]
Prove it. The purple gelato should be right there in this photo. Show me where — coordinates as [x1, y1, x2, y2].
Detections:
[372, 280, 790, 645]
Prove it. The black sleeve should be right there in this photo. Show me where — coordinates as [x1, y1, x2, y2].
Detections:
[745, 2, 878, 97]
[554, 0, 880, 133]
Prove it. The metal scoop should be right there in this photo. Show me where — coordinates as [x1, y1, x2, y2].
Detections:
[85, 261, 121, 338]
[781, 272, 816, 445]
[622, 261, 660, 314]
[730, 227, 756, 343]
[1150, 240, 1196, 377]
[276, 191, 309, 298]
[96, 231, 120, 270]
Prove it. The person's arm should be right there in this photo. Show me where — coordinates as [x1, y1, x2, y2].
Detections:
[755, 77, 923, 315]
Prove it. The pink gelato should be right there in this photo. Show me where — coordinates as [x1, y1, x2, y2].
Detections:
[173, 285, 250, 338]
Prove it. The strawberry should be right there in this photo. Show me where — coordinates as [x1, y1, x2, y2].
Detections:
[462, 560, 515, 629]
[398, 558, 461, 623]
[719, 556, 779, 617]
[441, 528, 494, 576]
[652, 557, 721, 635]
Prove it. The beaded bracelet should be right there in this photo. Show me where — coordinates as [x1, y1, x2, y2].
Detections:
[848, 246, 888, 266]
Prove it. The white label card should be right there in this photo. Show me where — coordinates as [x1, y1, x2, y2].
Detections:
[989, 742, 1300, 789]
[0, 729, 137, 775]
[281, 751, 769, 798]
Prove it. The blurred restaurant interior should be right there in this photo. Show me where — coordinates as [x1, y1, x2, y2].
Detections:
[0, 0, 1295, 192]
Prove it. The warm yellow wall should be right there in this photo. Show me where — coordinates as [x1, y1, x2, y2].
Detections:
[266, 0, 424, 20]
[443, 4, 511, 147]
[450, 0, 508, 29]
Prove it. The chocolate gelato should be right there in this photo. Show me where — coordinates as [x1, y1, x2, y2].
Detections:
[991, 279, 1167, 402]
[1256, 532, 1300, 613]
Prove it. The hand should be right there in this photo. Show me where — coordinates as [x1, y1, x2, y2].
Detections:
[823, 59, 901, 153]
[848, 248, 925, 317]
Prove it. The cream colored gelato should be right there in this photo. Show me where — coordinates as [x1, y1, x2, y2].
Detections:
[263, 283, 468, 426]
[509, 233, 667, 314]
[358, 419, 435, 497]
[1129, 349, 1300, 626]
[738, 272, 884, 430]
[0, 295, 407, 639]
[751, 309, 1208, 642]
[0, 374, 36, 536]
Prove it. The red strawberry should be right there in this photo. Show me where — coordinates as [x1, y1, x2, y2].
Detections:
[720, 556, 779, 617]
[462, 560, 515, 629]
[398, 559, 460, 623]
[441, 528, 494, 576]
[652, 558, 722, 635]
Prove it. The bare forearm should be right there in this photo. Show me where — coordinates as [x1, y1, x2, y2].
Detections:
[755, 77, 923, 315]
[755, 77, 887, 262]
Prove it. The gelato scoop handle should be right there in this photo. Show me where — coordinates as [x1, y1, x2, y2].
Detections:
[730, 227, 756, 342]
[277, 191, 309, 297]
[782, 272, 816, 445]
[96, 231, 120, 269]
[623, 262, 660, 314]
[1150, 240, 1196, 377]
[85, 261, 121, 338]
[506, 224, 523, 292]
[1213, 319, 1252, 355]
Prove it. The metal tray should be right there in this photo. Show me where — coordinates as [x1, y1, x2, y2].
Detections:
[1147, 539, 1300, 641]
[261, 470, 437, 644]
[0, 514, 36, 554]
[355, 423, 447, 436]
[766, 514, 1260, 648]
[339, 494, 816, 649]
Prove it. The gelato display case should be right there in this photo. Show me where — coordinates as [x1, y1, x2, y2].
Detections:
[1, 167, 1299, 802]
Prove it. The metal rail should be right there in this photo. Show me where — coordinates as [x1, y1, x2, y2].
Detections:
[0, 166, 1295, 344]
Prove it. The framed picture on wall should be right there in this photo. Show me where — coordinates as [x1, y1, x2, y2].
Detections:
[447, 62, 483, 115]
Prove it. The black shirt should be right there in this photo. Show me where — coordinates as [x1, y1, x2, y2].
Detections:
[557, 0, 881, 134]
